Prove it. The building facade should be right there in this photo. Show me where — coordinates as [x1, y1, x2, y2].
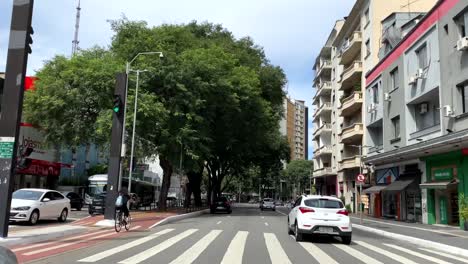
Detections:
[281, 97, 309, 161]
[312, 0, 437, 212]
[363, 0, 468, 229]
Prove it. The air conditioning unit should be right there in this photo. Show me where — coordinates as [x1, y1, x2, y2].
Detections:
[384, 93, 391, 101]
[415, 68, 424, 79]
[443, 105, 454, 117]
[457, 36, 468, 51]
[368, 103, 376, 113]
[419, 103, 428, 114]
[408, 76, 417, 86]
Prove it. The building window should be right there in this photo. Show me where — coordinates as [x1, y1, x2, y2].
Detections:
[390, 68, 399, 91]
[455, 11, 467, 37]
[416, 44, 428, 69]
[364, 8, 370, 27]
[461, 83, 468, 114]
[391, 116, 400, 139]
[372, 83, 379, 104]
[365, 39, 371, 58]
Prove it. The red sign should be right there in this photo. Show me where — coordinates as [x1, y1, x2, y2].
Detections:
[17, 159, 63, 177]
[357, 174, 365, 183]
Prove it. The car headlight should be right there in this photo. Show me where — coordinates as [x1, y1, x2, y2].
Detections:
[12, 206, 31, 211]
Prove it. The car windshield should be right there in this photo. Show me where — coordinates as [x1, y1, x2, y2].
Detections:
[12, 190, 43, 201]
[263, 199, 273, 202]
[304, 198, 343, 209]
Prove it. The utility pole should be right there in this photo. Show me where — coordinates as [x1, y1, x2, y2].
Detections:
[104, 73, 127, 220]
[72, 0, 81, 56]
[0, 0, 34, 238]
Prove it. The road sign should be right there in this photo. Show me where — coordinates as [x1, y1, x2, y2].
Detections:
[356, 174, 365, 183]
[0, 137, 15, 159]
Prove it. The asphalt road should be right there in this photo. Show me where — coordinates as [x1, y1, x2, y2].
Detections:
[29, 204, 468, 264]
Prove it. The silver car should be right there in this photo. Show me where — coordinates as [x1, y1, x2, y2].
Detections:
[260, 198, 276, 211]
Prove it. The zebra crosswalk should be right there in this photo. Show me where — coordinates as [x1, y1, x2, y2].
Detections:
[63, 228, 466, 264]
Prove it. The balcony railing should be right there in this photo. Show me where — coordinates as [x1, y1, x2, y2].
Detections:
[313, 102, 332, 117]
[313, 167, 335, 178]
[342, 61, 363, 78]
[340, 32, 362, 65]
[315, 60, 332, 79]
[313, 123, 332, 137]
[315, 145, 332, 157]
[339, 123, 364, 144]
[339, 92, 363, 116]
[338, 156, 361, 170]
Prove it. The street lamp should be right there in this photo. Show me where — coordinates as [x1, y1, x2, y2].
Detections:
[122, 52, 163, 192]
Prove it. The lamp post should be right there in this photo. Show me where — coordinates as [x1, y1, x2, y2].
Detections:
[123, 52, 163, 192]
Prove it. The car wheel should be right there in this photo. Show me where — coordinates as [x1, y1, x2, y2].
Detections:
[341, 235, 352, 245]
[295, 222, 303, 242]
[29, 210, 39, 225]
[58, 209, 68, 222]
[77, 203, 82, 211]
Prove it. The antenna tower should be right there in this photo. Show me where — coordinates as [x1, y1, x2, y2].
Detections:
[72, 0, 81, 56]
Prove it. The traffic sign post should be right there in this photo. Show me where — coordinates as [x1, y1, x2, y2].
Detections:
[356, 174, 365, 224]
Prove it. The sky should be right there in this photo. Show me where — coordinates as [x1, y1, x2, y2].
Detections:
[0, 0, 355, 158]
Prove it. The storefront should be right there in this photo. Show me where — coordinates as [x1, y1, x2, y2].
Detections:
[364, 167, 398, 218]
[421, 151, 468, 229]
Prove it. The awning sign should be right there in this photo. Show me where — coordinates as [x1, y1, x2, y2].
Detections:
[0, 137, 15, 159]
[433, 168, 453, 181]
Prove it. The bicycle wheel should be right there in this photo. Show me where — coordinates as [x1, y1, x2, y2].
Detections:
[115, 211, 122, 233]
[124, 214, 131, 231]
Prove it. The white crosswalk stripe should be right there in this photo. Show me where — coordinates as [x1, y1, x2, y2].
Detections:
[384, 244, 454, 264]
[221, 231, 248, 264]
[264, 233, 292, 264]
[419, 248, 468, 263]
[169, 230, 222, 264]
[354, 241, 419, 264]
[78, 229, 174, 263]
[333, 243, 383, 264]
[118, 229, 198, 264]
[299, 242, 338, 264]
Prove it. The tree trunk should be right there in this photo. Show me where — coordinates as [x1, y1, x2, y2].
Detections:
[192, 170, 203, 207]
[158, 157, 173, 211]
[184, 171, 195, 208]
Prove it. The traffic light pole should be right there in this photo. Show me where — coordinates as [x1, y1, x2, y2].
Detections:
[0, 0, 34, 238]
[104, 73, 127, 220]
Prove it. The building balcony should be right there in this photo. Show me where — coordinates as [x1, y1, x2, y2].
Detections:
[340, 32, 362, 66]
[313, 102, 332, 121]
[313, 123, 332, 139]
[339, 92, 363, 117]
[340, 61, 363, 91]
[315, 60, 332, 80]
[338, 156, 361, 171]
[339, 123, 364, 144]
[313, 167, 336, 178]
[313, 81, 332, 103]
[314, 145, 332, 157]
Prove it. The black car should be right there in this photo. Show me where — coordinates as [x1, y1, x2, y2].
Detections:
[63, 192, 84, 211]
[88, 193, 106, 216]
[210, 197, 232, 214]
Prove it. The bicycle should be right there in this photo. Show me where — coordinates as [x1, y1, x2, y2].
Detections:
[114, 207, 131, 232]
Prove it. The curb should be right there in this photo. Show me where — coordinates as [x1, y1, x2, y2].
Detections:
[353, 224, 468, 258]
[0, 226, 87, 247]
[148, 209, 209, 229]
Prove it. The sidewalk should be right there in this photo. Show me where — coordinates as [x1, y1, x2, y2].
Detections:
[350, 213, 468, 251]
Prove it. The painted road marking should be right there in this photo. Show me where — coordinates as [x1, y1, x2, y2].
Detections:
[275, 210, 287, 216]
[119, 229, 198, 264]
[333, 243, 383, 264]
[217, 221, 222, 225]
[78, 229, 174, 263]
[13, 229, 110, 252]
[23, 231, 116, 256]
[419, 248, 468, 263]
[355, 241, 418, 264]
[221, 231, 248, 264]
[384, 244, 452, 264]
[261, 216, 265, 219]
[169, 230, 222, 264]
[299, 242, 338, 264]
[264, 233, 292, 264]
[265, 222, 269, 226]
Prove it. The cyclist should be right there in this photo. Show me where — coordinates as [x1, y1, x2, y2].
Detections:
[117, 188, 131, 222]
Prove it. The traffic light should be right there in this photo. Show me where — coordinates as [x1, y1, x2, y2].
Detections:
[113, 95, 123, 115]
[26, 26, 33, 54]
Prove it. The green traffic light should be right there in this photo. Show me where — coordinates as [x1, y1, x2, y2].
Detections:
[113, 106, 120, 113]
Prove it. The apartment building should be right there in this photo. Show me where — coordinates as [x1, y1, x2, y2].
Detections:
[281, 97, 308, 161]
[363, 0, 468, 230]
[312, 0, 436, 211]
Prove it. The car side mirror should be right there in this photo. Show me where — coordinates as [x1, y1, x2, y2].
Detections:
[42, 198, 50, 202]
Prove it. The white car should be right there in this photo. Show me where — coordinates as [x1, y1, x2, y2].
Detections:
[260, 198, 276, 211]
[10, 188, 71, 225]
[287, 195, 352, 244]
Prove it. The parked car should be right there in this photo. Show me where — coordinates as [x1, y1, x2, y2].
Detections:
[62, 192, 84, 211]
[210, 197, 232, 214]
[88, 193, 106, 216]
[287, 195, 352, 244]
[260, 198, 276, 211]
[275, 200, 284, 206]
[10, 188, 71, 225]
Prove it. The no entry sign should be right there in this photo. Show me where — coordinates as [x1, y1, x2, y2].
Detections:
[356, 174, 365, 183]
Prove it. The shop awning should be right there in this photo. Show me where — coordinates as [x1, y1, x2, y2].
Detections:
[419, 180, 458, 190]
[363, 185, 387, 194]
[383, 179, 414, 192]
